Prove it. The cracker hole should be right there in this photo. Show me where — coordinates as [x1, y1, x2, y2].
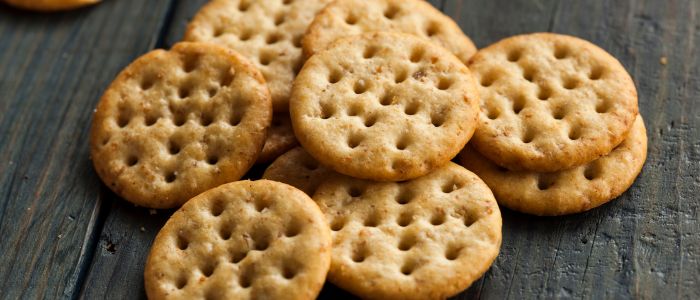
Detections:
[200, 112, 214, 127]
[283, 0, 293, 5]
[140, 76, 155, 90]
[183, 55, 199, 73]
[239, 268, 253, 288]
[537, 174, 556, 190]
[486, 108, 500, 120]
[584, 163, 600, 180]
[396, 135, 410, 151]
[239, 29, 253, 41]
[175, 275, 187, 289]
[431, 112, 446, 127]
[165, 172, 177, 183]
[230, 110, 243, 126]
[537, 85, 552, 100]
[353, 80, 369, 94]
[589, 66, 604, 80]
[212, 27, 225, 38]
[328, 69, 342, 84]
[331, 218, 345, 231]
[395, 69, 408, 83]
[363, 115, 377, 127]
[274, 12, 286, 25]
[404, 102, 419, 116]
[380, 92, 394, 106]
[400, 260, 416, 276]
[238, 0, 251, 11]
[596, 99, 611, 113]
[231, 251, 247, 264]
[320, 104, 335, 119]
[463, 214, 477, 227]
[178, 85, 191, 99]
[259, 51, 274, 66]
[210, 199, 225, 217]
[351, 245, 367, 263]
[384, 5, 399, 19]
[363, 45, 379, 59]
[219, 225, 232, 240]
[201, 261, 216, 277]
[176, 234, 189, 250]
[255, 199, 270, 212]
[480, 72, 497, 87]
[397, 212, 412, 227]
[253, 231, 270, 251]
[347, 134, 362, 149]
[220, 70, 235, 87]
[364, 213, 380, 227]
[266, 32, 283, 44]
[512, 95, 526, 114]
[522, 128, 535, 144]
[208, 87, 219, 98]
[398, 234, 416, 251]
[345, 13, 358, 25]
[410, 47, 425, 63]
[522, 67, 535, 82]
[426, 21, 440, 37]
[554, 46, 569, 59]
[348, 186, 363, 198]
[282, 264, 296, 280]
[173, 112, 187, 127]
[552, 106, 566, 120]
[563, 78, 579, 90]
[445, 245, 462, 260]
[442, 180, 460, 193]
[207, 155, 219, 165]
[145, 114, 159, 126]
[507, 49, 522, 62]
[292, 34, 303, 48]
[117, 113, 130, 128]
[437, 77, 453, 90]
[285, 219, 302, 237]
[347, 104, 361, 117]
[396, 189, 413, 205]
[430, 211, 446, 226]
[568, 126, 582, 140]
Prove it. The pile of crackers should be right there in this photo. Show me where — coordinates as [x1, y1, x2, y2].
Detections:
[88, 0, 646, 299]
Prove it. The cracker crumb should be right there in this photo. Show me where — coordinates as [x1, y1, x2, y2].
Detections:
[149, 209, 157, 215]
[58, 234, 63, 239]
[660, 56, 667, 65]
[140, 227, 146, 232]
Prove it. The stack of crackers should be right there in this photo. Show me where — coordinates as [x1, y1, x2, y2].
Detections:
[88, 0, 646, 299]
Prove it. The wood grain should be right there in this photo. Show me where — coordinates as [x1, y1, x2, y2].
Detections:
[0, 0, 697, 299]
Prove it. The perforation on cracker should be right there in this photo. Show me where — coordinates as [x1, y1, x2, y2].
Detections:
[303, 0, 477, 63]
[468, 33, 639, 172]
[144, 180, 331, 300]
[460, 116, 647, 216]
[312, 163, 502, 300]
[185, 0, 333, 112]
[90, 42, 272, 208]
[291, 32, 480, 181]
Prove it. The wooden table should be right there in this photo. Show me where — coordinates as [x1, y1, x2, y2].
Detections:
[1, 0, 698, 299]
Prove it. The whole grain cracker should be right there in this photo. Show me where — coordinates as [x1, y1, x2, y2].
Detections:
[460, 115, 647, 216]
[303, 0, 477, 63]
[313, 162, 501, 300]
[468, 33, 638, 172]
[144, 180, 332, 300]
[90, 42, 272, 209]
[185, 0, 333, 112]
[262, 147, 334, 196]
[256, 113, 298, 164]
[3, 0, 98, 11]
[290, 32, 480, 181]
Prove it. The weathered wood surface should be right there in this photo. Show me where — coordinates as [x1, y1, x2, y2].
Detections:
[0, 0, 697, 299]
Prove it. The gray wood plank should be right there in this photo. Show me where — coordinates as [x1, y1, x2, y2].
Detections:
[0, 0, 175, 299]
[445, 0, 700, 299]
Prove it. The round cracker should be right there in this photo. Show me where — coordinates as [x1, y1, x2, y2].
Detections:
[144, 180, 332, 300]
[184, 0, 333, 112]
[3, 0, 98, 11]
[313, 162, 502, 300]
[90, 42, 272, 209]
[290, 32, 480, 181]
[460, 115, 647, 216]
[262, 147, 335, 196]
[468, 33, 639, 172]
[303, 0, 477, 63]
[256, 113, 298, 164]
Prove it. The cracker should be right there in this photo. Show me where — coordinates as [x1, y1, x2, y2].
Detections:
[303, 0, 477, 63]
[90, 42, 272, 209]
[144, 180, 332, 300]
[290, 32, 480, 181]
[262, 147, 334, 196]
[468, 33, 639, 172]
[313, 162, 502, 300]
[256, 113, 298, 164]
[460, 115, 647, 216]
[3, 0, 98, 11]
[185, 0, 333, 112]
